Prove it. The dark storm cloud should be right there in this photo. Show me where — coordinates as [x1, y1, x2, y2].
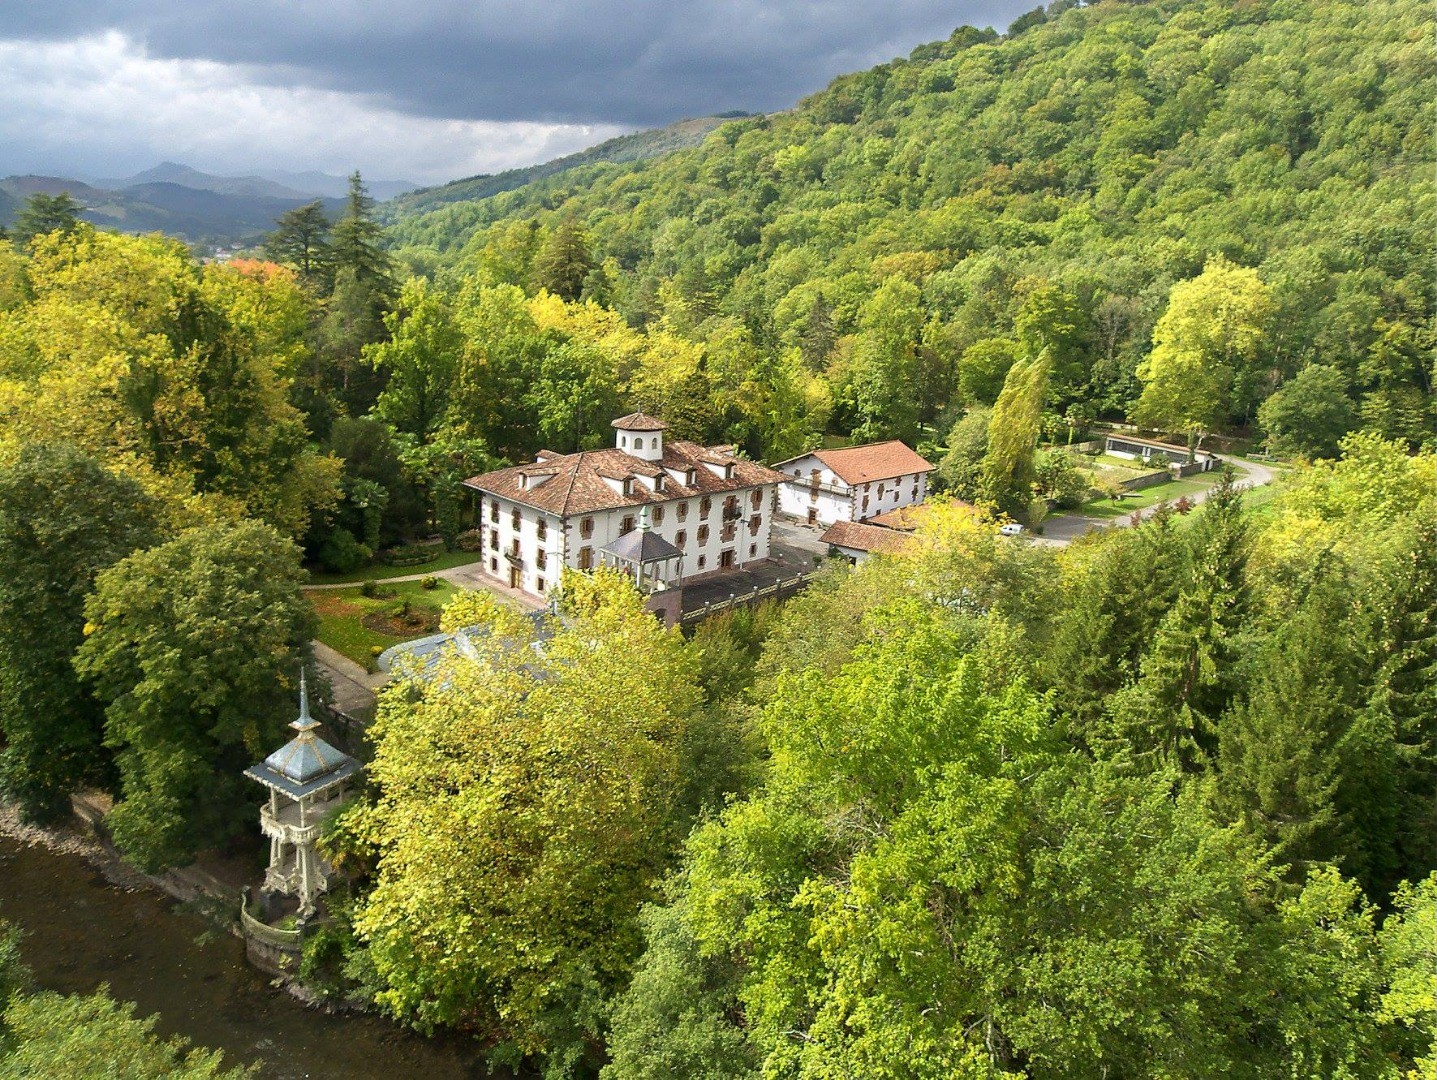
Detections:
[0, 1, 1034, 127]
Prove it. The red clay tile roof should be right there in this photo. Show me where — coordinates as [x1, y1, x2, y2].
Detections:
[774, 441, 934, 485]
[821, 520, 913, 554]
[868, 503, 948, 531]
[813, 441, 934, 484]
[463, 441, 787, 517]
[611, 412, 668, 431]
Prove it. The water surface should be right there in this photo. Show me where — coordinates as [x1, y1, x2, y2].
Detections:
[0, 834, 487, 1078]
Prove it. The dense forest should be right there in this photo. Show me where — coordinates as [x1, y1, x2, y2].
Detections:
[387, 0, 1434, 457]
[307, 455, 1435, 1078]
[0, 0, 1433, 1076]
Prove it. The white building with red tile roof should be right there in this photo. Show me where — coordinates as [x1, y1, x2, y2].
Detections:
[461, 413, 788, 601]
[819, 520, 914, 564]
[772, 440, 934, 527]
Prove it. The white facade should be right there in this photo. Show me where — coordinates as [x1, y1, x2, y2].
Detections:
[466, 416, 783, 603]
[777, 453, 929, 527]
[475, 488, 777, 600]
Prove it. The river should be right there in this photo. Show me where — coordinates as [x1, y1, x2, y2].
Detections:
[0, 833, 489, 1078]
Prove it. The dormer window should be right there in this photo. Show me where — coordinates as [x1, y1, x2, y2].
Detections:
[622, 477, 634, 496]
[724, 462, 735, 480]
[655, 474, 665, 492]
[686, 468, 697, 486]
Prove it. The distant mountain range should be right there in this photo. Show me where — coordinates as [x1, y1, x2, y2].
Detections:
[0, 115, 736, 248]
[0, 163, 418, 248]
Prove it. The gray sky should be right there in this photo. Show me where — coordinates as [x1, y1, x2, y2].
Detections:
[1, 2, 1034, 185]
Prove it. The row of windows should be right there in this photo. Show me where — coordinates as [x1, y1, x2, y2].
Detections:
[493, 490, 773, 539]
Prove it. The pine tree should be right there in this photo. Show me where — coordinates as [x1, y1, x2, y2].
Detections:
[532, 215, 594, 301]
[11, 191, 82, 245]
[1046, 507, 1184, 749]
[328, 172, 393, 294]
[1214, 559, 1359, 880]
[263, 199, 332, 287]
[1123, 469, 1251, 769]
[798, 293, 836, 369]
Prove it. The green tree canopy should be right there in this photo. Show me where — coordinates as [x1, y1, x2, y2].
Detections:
[1135, 257, 1273, 452]
[10, 192, 82, 247]
[352, 572, 703, 1071]
[263, 200, 332, 288]
[1257, 364, 1356, 459]
[0, 445, 160, 822]
[74, 520, 317, 870]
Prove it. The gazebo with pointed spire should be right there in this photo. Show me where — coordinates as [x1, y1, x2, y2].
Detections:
[600, 504, 683, 591]
[244, 671, 360, 916]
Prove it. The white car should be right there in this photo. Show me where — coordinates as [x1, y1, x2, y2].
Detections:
[999, 523, 1024, 537]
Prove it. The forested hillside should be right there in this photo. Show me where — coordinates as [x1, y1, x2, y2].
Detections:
[388, 0, 1434, 451]
[382, 116, 737, 219]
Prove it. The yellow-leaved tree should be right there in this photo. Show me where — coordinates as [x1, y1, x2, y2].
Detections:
[0, 228, 339, 537]
[1135, 256, 1272, 454]
[352, 570, 701, 1071]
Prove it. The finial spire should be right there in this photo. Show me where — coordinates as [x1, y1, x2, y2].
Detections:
[639, 504, 652, 532]
[291, 666, 320, 732]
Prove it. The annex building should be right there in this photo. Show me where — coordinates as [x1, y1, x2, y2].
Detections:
[462, 413, 788, 601]
[773, 440, 934, 527]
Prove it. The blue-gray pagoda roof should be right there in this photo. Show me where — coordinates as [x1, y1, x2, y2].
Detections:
[602, 527, 682, 564]
[245, 670, 359, 800]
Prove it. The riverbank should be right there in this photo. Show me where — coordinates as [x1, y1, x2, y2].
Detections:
[0, 806, 490, 1078]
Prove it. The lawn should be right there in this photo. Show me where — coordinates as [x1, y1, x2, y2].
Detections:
[306, 549, 484, 585]
[308, 579, 458, 667]
[1073, 473, 1222, 520]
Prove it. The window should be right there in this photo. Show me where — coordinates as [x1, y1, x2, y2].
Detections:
[536, 550, 547, 571]
[490, 500, 499, 522]
[622, 477, 634, 496]
[536, 517, 547, 541]
[685, 468, 697, 486]
[878, 483, 885, 498]
[792, 468, 800, 477]
[676, 530, 687, 549]
[723, 495, 739, 519]
[749, 543, 757, 557]
[697, 524, 709, 545]
[620, 515, 636, 535]
[751, 489, 762, 510]
[536, 577, 546, 593]
[635, 438, 645, 450]
[724, 462, 735, 480]
[697, 555, 706, 569]
[655, 474, 665, 492]
[490, 557, 498, 572]
[721, 522, 736, 542]
[749, 514, 761, 536]
[509, 538, 520, 557]
[490, 529, 499, 551]
[699, 496, 711, 518]
[652, 505, 664, 525]
[677, 501, 688, 522]
[581, 517, 594, 538]
[578, 546, 593, 570]
[511, 508, 521, 529]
